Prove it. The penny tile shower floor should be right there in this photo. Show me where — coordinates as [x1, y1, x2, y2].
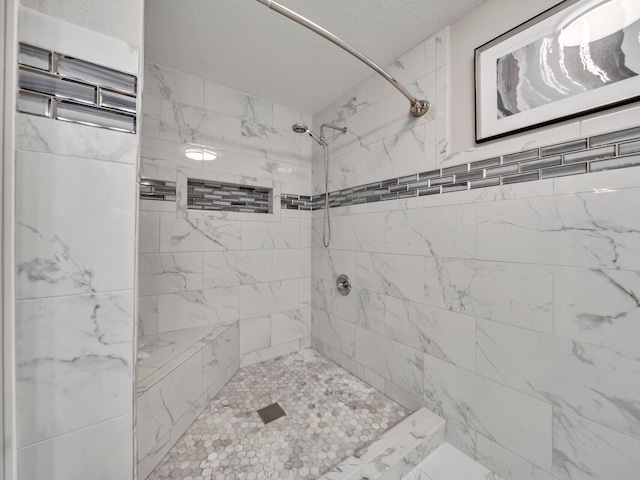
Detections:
[147, 349, 409, 480]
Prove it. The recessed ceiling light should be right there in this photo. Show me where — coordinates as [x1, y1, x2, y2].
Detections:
[276, 166, 295, 173]
[184, 147, 217, 161]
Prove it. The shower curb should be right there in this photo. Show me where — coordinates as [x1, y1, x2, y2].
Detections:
[319, 407, 445, 480]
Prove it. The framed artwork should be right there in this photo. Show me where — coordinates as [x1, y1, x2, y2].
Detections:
[474, 0, 640, 143]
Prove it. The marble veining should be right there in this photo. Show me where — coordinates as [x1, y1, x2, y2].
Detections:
[147, 349, 408, 479]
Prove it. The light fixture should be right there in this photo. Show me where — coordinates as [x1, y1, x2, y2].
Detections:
[276, 166, 295, 173]
[184, 147, 218, 161]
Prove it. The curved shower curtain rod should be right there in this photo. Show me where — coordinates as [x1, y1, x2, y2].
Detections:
[255, 0, 430, 117]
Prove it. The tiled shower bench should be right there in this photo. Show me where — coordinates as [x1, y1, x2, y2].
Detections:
[136, 322, 239, 479]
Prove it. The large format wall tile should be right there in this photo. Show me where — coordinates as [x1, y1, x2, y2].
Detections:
[385, 296, 476, 371]
[160, 214, 242, 253]
[16, 292, 133, 447]
[385, 205, 476, 258]
[356, 327, 425, 398]
[424, 257, 554, 333]
[477, 319, 640, 440]
[553, 408, 640, 480]
[423, 354, 552, 470]
[238, 280, 299, 319]
[156, 288, 239, 332]
[138, 253, 203, 296]
[356, 252, 424, 303]
[16, 151, 135, 299]
[18, 414, 133, 480]
[203, 250, 272, 288]
[477, 188, 640, 270]
[554, 266, 640, 356]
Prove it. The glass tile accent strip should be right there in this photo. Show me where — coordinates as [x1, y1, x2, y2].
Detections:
[140, 125, 640, 211]
[17, 43, 137, 134]
[188, 179, 271, 213]
[140, 179, 177, 202]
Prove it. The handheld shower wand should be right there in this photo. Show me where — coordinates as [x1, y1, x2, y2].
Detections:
[291, 123, 347, 247]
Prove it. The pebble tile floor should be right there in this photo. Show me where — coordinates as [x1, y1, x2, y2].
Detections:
[147, 349, 409, 480]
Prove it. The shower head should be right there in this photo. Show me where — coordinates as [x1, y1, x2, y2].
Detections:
[291, 123, 325, 146]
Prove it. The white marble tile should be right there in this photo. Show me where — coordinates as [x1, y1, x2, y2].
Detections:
[417, 443, 501, 480]
[239, 317, 270, 355]
[311, 248, 357, 283]
[423, 354, 552, 470]
[271, 308, 311, 346]
[138, 253, 202, 296]
[355, 289, 386, 336]
[554, 267, 640, 355]
[15, 151, 135, 299]
[385, 73, 437, 142]
[356, 252, 424, 303]
[16, 113, 138, 165]
[315, 277, 361, 326]
[241, 218, 301, 249]
[159, 213, 242, 253]
[156, 288, 238, 332]
[238, 279, 299, 319]
[159, 99, 241, 148]
[16, 292, 133, 447]
[311, 308, 356, 358]
[554, 165, 640, 195]
[139, 210, 160, 253]
[329, 212, 387, 252]
[553, 408, 640, 480]
[141, 93, 161, 138]
[137, 326, 213, 372]
[385, 297, 476, 371]
[346, 98, 386, 148]
[137, 352, 203, 459]
[272, 104, 312, 132]
[476, 434, 558, 480]
[477, 188, 640, 270]
[476, 319, 640, 440]
[203, 81, 247, 118]
[239, 338, 300, 368]
[356, 326, 424, 398]
[18, 7, 139, 74]
[385, 205, 476, 258]
[202, 323, 238, 386]
[241, 121, 302, 164]
[18, 414, 133, 480]
[240, 96, 274, 126]
[272, 248, 311, 281]
[445, 417, 478, 460]
[141, 135, 204, 179]
[137, 431, 171, 480]
[145, 63, 204, 108]
[138, 295, 158, 336]
[203, 250, 272, 288]
[424, 257, 554, 333]
[384, 379, 428, 413]
[580, 104, 640, 137]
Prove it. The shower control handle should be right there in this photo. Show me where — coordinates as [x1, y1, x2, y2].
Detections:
[336, 274, 351, 296]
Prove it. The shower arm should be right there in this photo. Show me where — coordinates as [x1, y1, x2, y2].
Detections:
[255, 0, 430, 117]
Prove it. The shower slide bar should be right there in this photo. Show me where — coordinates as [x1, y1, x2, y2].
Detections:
[255, 0, 430, 117]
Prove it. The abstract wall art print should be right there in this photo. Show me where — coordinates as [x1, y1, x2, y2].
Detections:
[475, 0, 640, 143]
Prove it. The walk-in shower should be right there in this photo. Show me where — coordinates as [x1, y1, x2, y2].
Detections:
[292, 122, 347, 247]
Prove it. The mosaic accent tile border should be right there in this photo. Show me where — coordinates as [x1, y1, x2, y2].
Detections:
[308, 125, 640, 210]
[17, 43, 137, 133]
[187, 178, 271, 213]
[281, 193, 313, 211]
[139, 126, 640, 211]
[140, 179, 176, 202]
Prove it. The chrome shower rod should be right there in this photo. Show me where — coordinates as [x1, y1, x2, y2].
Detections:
[255, 0, 430, 117]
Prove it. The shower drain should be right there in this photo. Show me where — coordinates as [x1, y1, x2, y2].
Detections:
[256, 402, 287, 425]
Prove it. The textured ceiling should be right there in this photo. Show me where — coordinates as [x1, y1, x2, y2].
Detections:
[144, 0, 486, 114]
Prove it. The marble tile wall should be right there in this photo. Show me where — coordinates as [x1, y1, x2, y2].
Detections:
[311, 26, 640, 480]
[14, 7, 141, 480]
[139, 61, 313, 368]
